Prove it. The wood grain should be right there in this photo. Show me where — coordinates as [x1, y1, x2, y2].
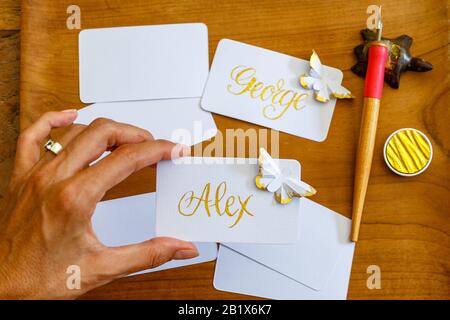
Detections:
[0, 0, 20, 30]
[17, 0, 450, 299]
[0, 0, 20, 210]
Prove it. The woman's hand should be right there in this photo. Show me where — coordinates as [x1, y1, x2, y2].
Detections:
[0, 110, 198, 299]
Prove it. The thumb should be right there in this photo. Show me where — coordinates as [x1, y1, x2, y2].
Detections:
[104, 237, 199, 277]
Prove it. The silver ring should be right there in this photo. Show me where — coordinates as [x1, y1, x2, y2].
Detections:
[44, 139, 63, 155]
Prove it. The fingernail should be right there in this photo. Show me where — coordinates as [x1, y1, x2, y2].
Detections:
[173, 249, 199, 260]
[62, 109, 77, 113]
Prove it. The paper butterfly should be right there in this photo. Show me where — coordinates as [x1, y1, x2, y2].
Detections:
[299, 50, 353, 103]
[255, 148, 316, 204]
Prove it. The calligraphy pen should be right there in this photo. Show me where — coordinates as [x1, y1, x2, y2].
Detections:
[351, 8, 388, 242]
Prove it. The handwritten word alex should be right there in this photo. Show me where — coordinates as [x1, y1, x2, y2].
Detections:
[227, 65, 308, 120]
[177, 181, 254, 228]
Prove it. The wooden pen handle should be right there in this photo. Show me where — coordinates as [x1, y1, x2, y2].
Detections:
[351, 42, 388, 242]
[351, 97, 380, 242]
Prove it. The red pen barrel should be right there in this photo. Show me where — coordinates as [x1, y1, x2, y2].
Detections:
[364, 43, 389, 98]
[351, 42, 388, 242]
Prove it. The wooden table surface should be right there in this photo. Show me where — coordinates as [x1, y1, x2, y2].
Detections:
[0, 0, 20, 211]
[2, 0, 448, 299]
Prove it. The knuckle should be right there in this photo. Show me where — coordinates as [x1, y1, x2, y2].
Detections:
[90, 117, 115, 129]
[43, 111, 57, 118]
[155, 139, 169, 146]
[90, 118, 120, 142]
[135, 130, 153, 143]
[155, 139, 174, 149]
[144, 130, 154, 140]
[29, 168, 50, 191]
[71, 123, 87, 131]
[147, 246, 164, 268]
[115, 145, 141, 165]
[54, 183, 79, 211]
[17, 131, 34, 147]
[40, 111, 56, 121]
[40, 111, 60, 124]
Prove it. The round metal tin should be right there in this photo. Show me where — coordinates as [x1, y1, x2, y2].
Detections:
[383, 128, 432, 177]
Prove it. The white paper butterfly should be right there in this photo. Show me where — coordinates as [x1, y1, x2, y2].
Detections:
[255, 148, 316, 204]
[300, 50, 353, 103]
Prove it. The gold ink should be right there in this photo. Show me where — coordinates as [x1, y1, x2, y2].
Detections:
[227, 65, 309, 120]
[227, 66, 257, 96]
[214, 181, 226, 216]
[260, 85, 275, 101]
[178, 183, 212, 217]
[177, 181, 254, 228]
[229, 195, 254, 228]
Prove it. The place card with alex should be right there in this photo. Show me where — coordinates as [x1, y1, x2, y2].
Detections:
[155, 156, 306, 243]
[201, 39, 351, 142]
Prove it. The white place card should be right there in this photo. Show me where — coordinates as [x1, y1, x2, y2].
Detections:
[155, 157, 302, 244]
[213, 199, 355, 299]
[225, 198, 351, 291]
[76, 98, 217, 146]
[201, 39, 344, 141]
[79, 23, 209, 103]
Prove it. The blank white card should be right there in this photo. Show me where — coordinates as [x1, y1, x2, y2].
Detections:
[79, 23, 209, 103]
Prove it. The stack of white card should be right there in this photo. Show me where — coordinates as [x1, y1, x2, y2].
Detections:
[93, 198, 355, 299]
[76, 23, 217, 145]
[214, 198, 355, 300]
[155, 157, 355, 299]
[92, 157, 355, 299]
[81, 23, 356, 299]
[79, 24, 220, 277]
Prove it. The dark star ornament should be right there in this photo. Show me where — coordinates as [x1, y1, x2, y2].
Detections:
[352, 29, 433, 88]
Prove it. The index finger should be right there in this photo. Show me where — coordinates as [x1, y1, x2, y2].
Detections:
[74, 140, 190, 205]
[53, 118, 154, 177]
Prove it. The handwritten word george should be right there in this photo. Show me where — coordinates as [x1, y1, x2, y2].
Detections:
[227, 65, 308, 120]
